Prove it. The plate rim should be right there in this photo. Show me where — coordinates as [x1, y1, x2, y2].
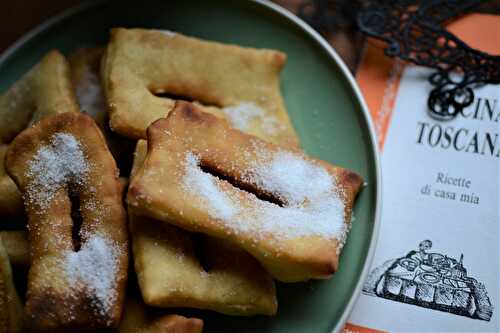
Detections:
[0, 1, 382, 332]
[253, 2, 382, 332]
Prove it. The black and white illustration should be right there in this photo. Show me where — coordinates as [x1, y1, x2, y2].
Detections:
[363, 240, 494, 321]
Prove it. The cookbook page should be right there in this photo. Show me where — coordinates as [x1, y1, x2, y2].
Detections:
[346, 14, 500, 333]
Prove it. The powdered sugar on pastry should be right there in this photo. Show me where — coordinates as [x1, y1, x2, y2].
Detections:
[156, 29, 177, 38]
[222, 103, 283, 135]
[25, 133, 121, 317]
[25, 133, 89, 210]
[63, 235, 121, 317]
[75, 67, 105, 120]
[182, 150, 346, 241]
[183, 153, 237, 221]
[246, 150, 334, 206]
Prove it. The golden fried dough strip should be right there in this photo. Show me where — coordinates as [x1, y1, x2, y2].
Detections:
[6, 113, 128, 331]
[69, 47, 107, 127]
[102, 28, 298, 146]
[0, 238, 23, 333]
[0, 145, 23, 221]
[128, 102, 363, 282]
[69, 47, 136, 174]
[131, 214, 277, 316]
[0, 50, 79, 144]
[0, 231, 29, 267]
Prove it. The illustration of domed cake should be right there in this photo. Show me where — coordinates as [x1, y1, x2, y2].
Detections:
[363, 240, 493, 321]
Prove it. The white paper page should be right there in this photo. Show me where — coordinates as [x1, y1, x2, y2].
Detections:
[349, 66, 500, 333]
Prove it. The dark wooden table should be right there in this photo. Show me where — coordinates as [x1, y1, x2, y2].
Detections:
[1, 1, 499, 73]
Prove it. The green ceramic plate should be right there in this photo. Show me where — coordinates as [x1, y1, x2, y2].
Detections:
[0, 1, 381, 332]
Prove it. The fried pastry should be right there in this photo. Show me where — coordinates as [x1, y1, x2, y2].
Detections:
[6, 112, 128, 331]
[0, 238, 23, 333]
[69, 48, 107, 127]
[0, 50, 79, 220]
[128, 102, 363, 282]
[101, 28, 298, 147]
[0, 231, 29, 268]
[130, 140, 276, 315]
[0, 50, 79, 144]
[131, 215, 277, 315]
[69, 48, 136, 175]
[118, 289, 203, 333]
[0, 145, 23, 221]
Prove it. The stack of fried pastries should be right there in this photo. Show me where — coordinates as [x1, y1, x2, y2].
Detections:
[128, 102, 363, 282]
[0, 27, 363, 332]
[130, 141, 277, 316]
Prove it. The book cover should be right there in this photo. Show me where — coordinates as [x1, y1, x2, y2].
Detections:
[345, 14, 500, 333]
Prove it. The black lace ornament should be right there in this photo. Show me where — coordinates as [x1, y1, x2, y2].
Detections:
[299, 0, 500, 120]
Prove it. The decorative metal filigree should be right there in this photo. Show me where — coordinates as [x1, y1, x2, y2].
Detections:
[299, 0, 500, 120]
